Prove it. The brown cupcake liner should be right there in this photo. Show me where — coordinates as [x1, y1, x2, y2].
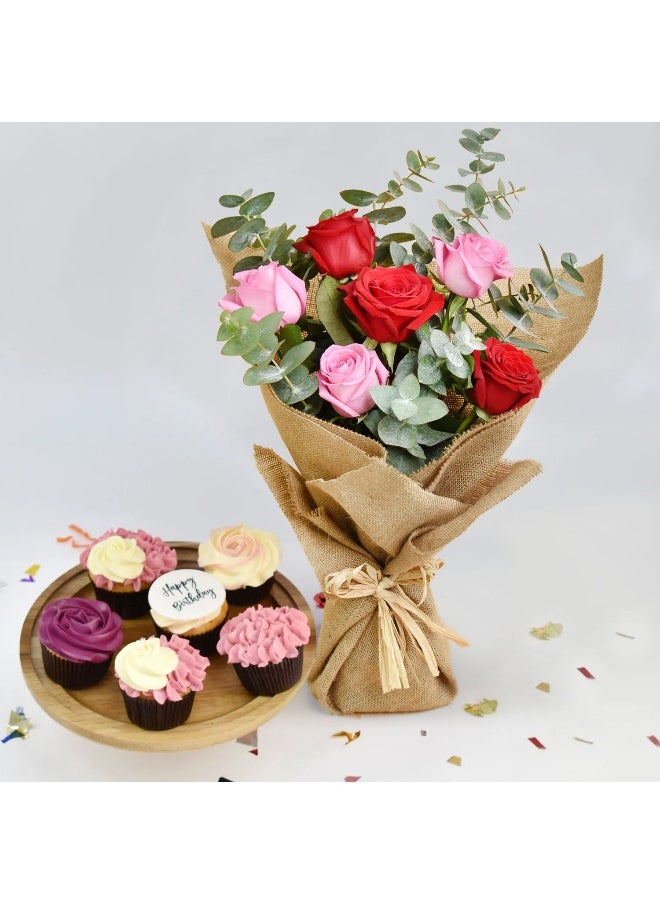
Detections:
[121, 690, 196, 730]
[233, 648, 303, 697]
[151, 620, 221, 658]
[226, 576, 275, 608]
[94, 585, 151, 619]
[41, 644, 112, 689]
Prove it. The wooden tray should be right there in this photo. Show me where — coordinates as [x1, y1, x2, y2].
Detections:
[19, 542, 316, 752]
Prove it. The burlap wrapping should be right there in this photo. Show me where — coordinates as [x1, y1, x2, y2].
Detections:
[205, 223, 603, 714]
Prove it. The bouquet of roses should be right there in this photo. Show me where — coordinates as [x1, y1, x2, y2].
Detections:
[205, 127, 602, 716]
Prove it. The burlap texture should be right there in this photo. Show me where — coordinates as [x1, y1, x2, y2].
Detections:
[205, 224, 603, 714]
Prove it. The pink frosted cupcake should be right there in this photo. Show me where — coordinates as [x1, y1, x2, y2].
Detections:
[114, 634, 210, 731]
[217, 604, 310, 696]
[197, 525, 281, 606]
[80, 528, 177, 620]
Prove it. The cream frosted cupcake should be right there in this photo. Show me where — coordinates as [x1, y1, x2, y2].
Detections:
[80, 528, 177, 620]
[115, 634, 209, 731]
[148, 568, 228, 657]
[197, 525, 281, 606]
[217, 604, 310, 696]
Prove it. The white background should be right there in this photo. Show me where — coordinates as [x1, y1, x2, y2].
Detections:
[1, 122, 659, 787]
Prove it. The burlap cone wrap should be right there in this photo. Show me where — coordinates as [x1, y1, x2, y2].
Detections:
[205, 224, 603, 715]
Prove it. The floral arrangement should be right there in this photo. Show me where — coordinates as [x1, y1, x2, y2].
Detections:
[211, 127, 585, 475]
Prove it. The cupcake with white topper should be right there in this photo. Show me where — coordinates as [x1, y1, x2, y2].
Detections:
[148, 568, 228, 657]
[197, 524, 281, 606]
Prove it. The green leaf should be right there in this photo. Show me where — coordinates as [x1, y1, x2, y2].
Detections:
[339, 189, 377, 207]
[492, 199, 511, 220]
[539, 244, 553, 274]
[406, 396, 448, 425]
[316, 276, 354, 345]
[385, 446, 425, 474]
[497, 297, 535, 335]
[480, 127, 500, 141]
[415, 423, 454, 445]
[242, 333, 280, 365]
[555, 277, 584, 297]
[380, 341, 397, 370]
[402, 177, 422, 192]
[227, 217, 266, 252]
[211, 215, 247, 237]
[256, 310, 285, 336]
[431, 213, 454, 243]
[278, 324, 303, 357]
[392, 350, 418, 383]
[364, 206, 406, 225]
[278, 340, 315, 374]
[530, 267, 554, 291]
[561, 253, 584, 282]
[389, 241, 407, 267]
[243, 363, 283, 385]
[436, 200, 461, 230]
[370, 384, 398, 414]
[221, 306, 253, 329]
[445, 184, 467, 193]
[380, 232, 415, 244]
[418, 354, 445, 388]
[239, 192, 275, 216]
[391, 398, 418, 420]
[387, 180, 404, 198]
[410, 223, 431, 252]
[272, 372, 318, 405]
[459, 136, 482, 154]
[480, 151, 505, 162]
[218, 194, 245, 208]
[222, 322, 261, 356]
[406, 150, 421, 170]
[424, 161, 440, 170]
[465, 182, 487, 215]
[462, 128, 482, 143]
[469, 159, 496, 175]
[398, 373, 420, 401]
[377, 417, 425, 457]
[530, 621, 563, 640]
[233, 255, 263, 274]
[318, 209, 334, 221]
[506, 336, 549, 353]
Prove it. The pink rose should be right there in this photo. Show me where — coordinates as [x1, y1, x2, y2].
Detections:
[318, 343, 388, 418]
[219, 261, 306, 326]
[433, 233, 513, 298]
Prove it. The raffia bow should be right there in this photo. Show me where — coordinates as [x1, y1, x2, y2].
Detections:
[324, 562, 468, 694]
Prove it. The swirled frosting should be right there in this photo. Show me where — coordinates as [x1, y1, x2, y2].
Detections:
[115, 634, 210, 703]
[149, 569, 227, 634]
[80, 528, 177, 590]
[217, 604, 310, 667]
[198, 525, 280, 590]
[39, 597, 124, 663]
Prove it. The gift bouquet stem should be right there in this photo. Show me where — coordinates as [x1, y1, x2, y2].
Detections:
[205, 127, 602, 715]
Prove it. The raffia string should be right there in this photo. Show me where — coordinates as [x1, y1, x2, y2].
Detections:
[324, 562, 468, 694]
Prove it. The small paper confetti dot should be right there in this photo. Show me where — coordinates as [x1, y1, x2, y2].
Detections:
[420, 730, 427, 737]
[464, 698, 497, 717]
[249, 748, 258, 756]
[648, 736, 660, 747]
[313, 592, 326, 609]
[344, 776, 361, 782]
[217, 777, 233, 782]
[237, 729, 258, 747]
[530, 621, 563, 640]
[536, 682, 551, 693]
[574, 737, 594, 744]
[447, 756, 462, 767]
[528, 737, 546, 749]
[577, 666, 595, 679]
[616, 632, 635, 639]
[333, 730, 361, 745]
[20, 564, 40, 584]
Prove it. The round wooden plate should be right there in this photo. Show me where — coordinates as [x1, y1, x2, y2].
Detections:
[19, 542, 316, 752]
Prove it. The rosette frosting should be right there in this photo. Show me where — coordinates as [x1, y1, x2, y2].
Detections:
[80, 528, 177, 590]
[115, 635, 210, 703]
[217, 604, 310, 667]
[198, 525, 280, 590]
[38, 597, 124, 663]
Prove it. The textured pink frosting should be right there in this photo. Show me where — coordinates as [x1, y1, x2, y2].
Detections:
[80, 528, 177, 590]
[117, 634, 210, 704]
[217, 604, 310, 667]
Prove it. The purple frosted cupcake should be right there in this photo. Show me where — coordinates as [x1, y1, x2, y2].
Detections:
[39, 596, 124, 689]
[217, 604, 310, 696]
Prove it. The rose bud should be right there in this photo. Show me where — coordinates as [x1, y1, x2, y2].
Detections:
[293, 209, 375, 279]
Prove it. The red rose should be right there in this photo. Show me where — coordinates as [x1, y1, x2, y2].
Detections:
[340, 265, 446, 344]
[293, 209, 375, 278]
[470, 338, 542, 415]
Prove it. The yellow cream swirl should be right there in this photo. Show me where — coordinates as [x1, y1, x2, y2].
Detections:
[114, 637, 178, 692]
[198, 525, 280, 590]
[86, 536, 146, 583]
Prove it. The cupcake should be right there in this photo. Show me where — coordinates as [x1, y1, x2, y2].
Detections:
[114, 634, 209, 731]
[198, 525, 281, 606]
[148, 568, 228, 657]
[38, 596, 124, 689]
[217, 604, 310, 696]
[80, 528, 177, 619]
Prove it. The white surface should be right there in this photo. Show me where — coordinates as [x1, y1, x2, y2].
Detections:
[1, 122, 659, 782]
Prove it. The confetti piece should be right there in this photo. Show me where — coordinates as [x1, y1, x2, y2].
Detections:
[420, 730, 427, 737]
[536, 682, 551, 693]
[1, 730, 23, 744]
[616, 632, 635, 639]
[528, 737, 546, 749]
[447, 755, 462, 767]
[648, 736, 660, 747]
[464, 698, 497, 717]
[344, 776, 361, 782]
[333, 730, 361, 745]
[237, 729, 258, 747]
[313, 592, 326, 609]
[575, 737, 594, 744]
[530, 621, 563, 640]
[217, 777, 233, 782]
[56, 524, 97, 548]
[577, 666, 595, 679]
[24, 564, 40, 578]
[2, 708, 31, 743]
[249, 748, 258, 756]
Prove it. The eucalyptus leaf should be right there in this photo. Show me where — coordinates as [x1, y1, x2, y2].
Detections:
[402, 177, 422, 192]
[370, 384, 398, 414]
[390, 241, 407, 267]
[256, 311, 285, 336]
[497, 297, 535, 334]
[418, 354, 445, 387]
[272, 372, 318, 404]
[233, 255, 263, 274]
[381, 232, 415, 244]
[316, 276, 354, 345]
[465, 182, 487, 215]
[211, 215, 247, 237]
[364, 206, 406, 225]
[339, 189, 377, 207]
[391, 398, 418, 420]
[277, 324, 303, 356]
[228, 217, 266, 251]
[377, 417, 425, 457]
[406, 149, 421, 170]
[555, 277, 584, 297]
[222, 322, 261, 356]
[239, 192, 275, 216]
[507, 336, 549, 353]
[243, 363, 283, 385]
[480, 127, 501, 141]
[480, 150, 505, 162]
[398, 373, 420, 401]
[415, 424, 454, 445]
[219, 194, 245, 208]
[410, 223, 431, 252]
[431, 213, 454, 243]
[492, 199, 511, 219]
[459, 136, 482, 154]
[385, 446, 424, 475]
[561, 253, 584, 282]
[406, 396, 449, 425]
[445, 184, 467, 193]
[392, 350, 418, 384]
[278, 340, 315, 374]
[242, 333, 280, 365]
